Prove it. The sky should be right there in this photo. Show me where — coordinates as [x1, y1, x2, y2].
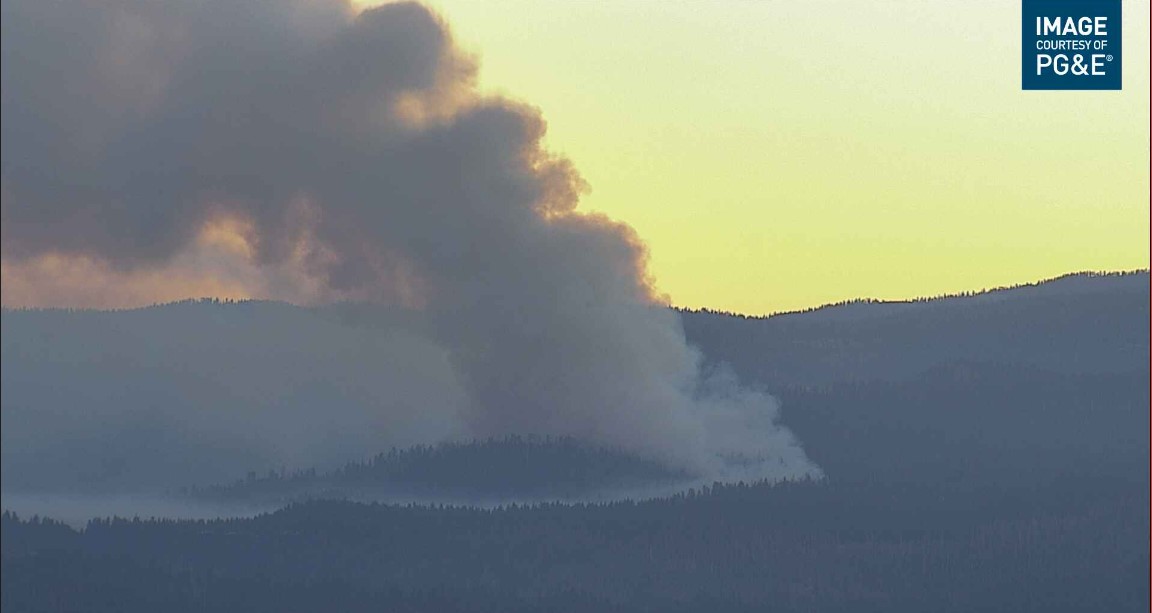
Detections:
[1, 1, 1148, 315]
[409, 0, 1150, 314]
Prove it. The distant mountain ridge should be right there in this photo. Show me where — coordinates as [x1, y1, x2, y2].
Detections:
[680, 270, 1147, 322]
[4, 269, 1144, 318]
[681, 270, 1148, 388]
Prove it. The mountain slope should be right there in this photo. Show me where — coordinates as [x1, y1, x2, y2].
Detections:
[681, 271, 1148, 387]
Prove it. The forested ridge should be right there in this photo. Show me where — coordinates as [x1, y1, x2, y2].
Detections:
[4, 476, 1146, 613]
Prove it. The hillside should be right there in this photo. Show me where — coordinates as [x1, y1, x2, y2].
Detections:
[680, 271, 1148, 387]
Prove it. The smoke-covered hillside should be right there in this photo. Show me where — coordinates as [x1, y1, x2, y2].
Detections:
[3, 272, 1148, 612]
[187, 436, 690, 506]
[2, 271, 1146, 500]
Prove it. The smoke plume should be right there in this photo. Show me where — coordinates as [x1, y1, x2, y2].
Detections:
[1, 0, 818, 481]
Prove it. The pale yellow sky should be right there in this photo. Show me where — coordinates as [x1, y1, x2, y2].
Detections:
[397, 0, 1150, 314]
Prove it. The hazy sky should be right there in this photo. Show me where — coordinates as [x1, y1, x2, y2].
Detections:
[410, 0, 1150, 314]
[1, 1, 1148, 314]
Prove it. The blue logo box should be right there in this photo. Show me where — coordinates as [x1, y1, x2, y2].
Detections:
[1022, 0, 1121, 90]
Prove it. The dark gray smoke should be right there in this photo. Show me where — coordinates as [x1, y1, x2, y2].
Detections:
[1, 0, 818, 480]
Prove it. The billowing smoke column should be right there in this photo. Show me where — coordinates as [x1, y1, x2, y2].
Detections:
[1, 0, 818, 480]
